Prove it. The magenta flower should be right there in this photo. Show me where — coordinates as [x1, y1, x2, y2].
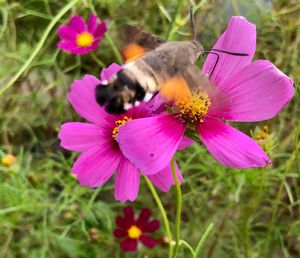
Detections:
[57, 14, 107, 55]
[116, 16, 294, 174]
[58, 63, 183, 202]
[114, 207, 160, 252]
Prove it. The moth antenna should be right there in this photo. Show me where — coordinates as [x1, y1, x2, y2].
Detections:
[189, 7, 196, 40]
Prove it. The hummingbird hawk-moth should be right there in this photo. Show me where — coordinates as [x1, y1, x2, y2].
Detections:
[95, 12, 248, 114]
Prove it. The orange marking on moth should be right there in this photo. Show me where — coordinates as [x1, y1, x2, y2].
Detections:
[160, 77, 192, 103]
[122, 43, 147, 63]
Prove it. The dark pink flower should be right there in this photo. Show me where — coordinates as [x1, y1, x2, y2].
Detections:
[58, 63, 183, 202]
[113, 207, 160, 252]
[117, 16, 294, 174]
[57, 14, 107, 55]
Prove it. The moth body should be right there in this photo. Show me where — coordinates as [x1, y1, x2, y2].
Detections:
[96, 40, 204, 114]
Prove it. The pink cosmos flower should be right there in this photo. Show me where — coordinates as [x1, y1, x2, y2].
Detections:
[116, 16, 294, 174]
[114, 207, 160, 252]
[57, 14, 107, 55]
[58, 63, 183, 202]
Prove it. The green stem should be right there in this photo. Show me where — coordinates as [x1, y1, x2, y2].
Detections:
[87, 0, 123, 65]
[171, 157, 182, 258]
[263, 151, 295, 256]
[165, 0, 184, 40]
[230, 0, 241, 16]
[105, 34, 123, 64]
[194, 222, 214, 258]
[90, 52, 106, 68]
[0, 0, 80, 96]
[144, 176, 173, 258]
[179, 240, 195, 257]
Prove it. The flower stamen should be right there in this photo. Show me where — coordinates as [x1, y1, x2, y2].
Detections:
[1, 154, 16, 167]
[112, 116, 132, 139]
[76, 32, 94, 48]
[127, 225, 142, 239]
[174, 91, 211, 124]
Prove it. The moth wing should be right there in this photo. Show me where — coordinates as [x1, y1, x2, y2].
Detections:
[160, 77, 192, 103]
[181, 64, 213, 93]
[122, 25, 166, 49]
[121, 25, 166, 62]
[182, 64, 229, 113]
[159, 65, 222, 104]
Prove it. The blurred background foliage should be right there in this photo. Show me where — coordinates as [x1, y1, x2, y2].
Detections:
[0, 0, 299, 257]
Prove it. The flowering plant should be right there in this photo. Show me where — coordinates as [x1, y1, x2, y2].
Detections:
[57, 14, 107, 55]
[57, 12, 294, 258]
[114, 207, 160, 252]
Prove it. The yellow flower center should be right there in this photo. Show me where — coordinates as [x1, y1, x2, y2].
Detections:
[254, 126, 269, 141]
[1, 154, 16, 167]
[174, 91, 211, 124]
[127, 225, 142, 239]
[76, 32, 94, 47]
[112, 116, 132, 139]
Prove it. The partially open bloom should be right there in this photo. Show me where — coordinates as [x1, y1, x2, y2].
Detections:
[253, 125, 275, 152]
[1, 154, 16, 167]
[117, 16, 294, 174]
[113, 207, 160, 252]
[57, 14, 107, 55]
[58, 63, 183, 202]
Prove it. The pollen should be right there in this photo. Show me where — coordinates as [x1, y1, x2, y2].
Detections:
[1, 154, 16, 167]
[127, 225, 142, 239]
[174, 91, 211, 124]
[112, 116, 132, 139]
[76, 32, 94, 48]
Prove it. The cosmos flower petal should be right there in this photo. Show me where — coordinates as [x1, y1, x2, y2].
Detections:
[72, 146, 121, 187]
[69, 15, 86, 33]
[115, 215, 134, 229]
[146, 93, 166, 114]
[120, 237, 138, 252]
[113, 229, 127, 238]
[68, 45, 98, 55]
[87, 14, 98, 34]
[94, 21, 107, 39]
[202, 16, 256, 86]
[57, 40, 78, 52]
[147, 161, 183, 192]
[115, 207, 135, 229]
[177, 137, 194, 150]
[57, 25, 76, 41]
[210, 60, 295, 122]
[58, 43, 99, 55]
[123, 207, 135, 224]
[100, 63, 122, 81]
[142, 220, 160, 233]
[58, 122, 106, 152]
[114, 158, 140, 203]
[125, 101, 153, 119]
[136, 209, 152, 228]
[67, 74, 114, 126]
[198, 118, 270, 168]
[117, 115, 186, 175]
[140, 235, 159, 248]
